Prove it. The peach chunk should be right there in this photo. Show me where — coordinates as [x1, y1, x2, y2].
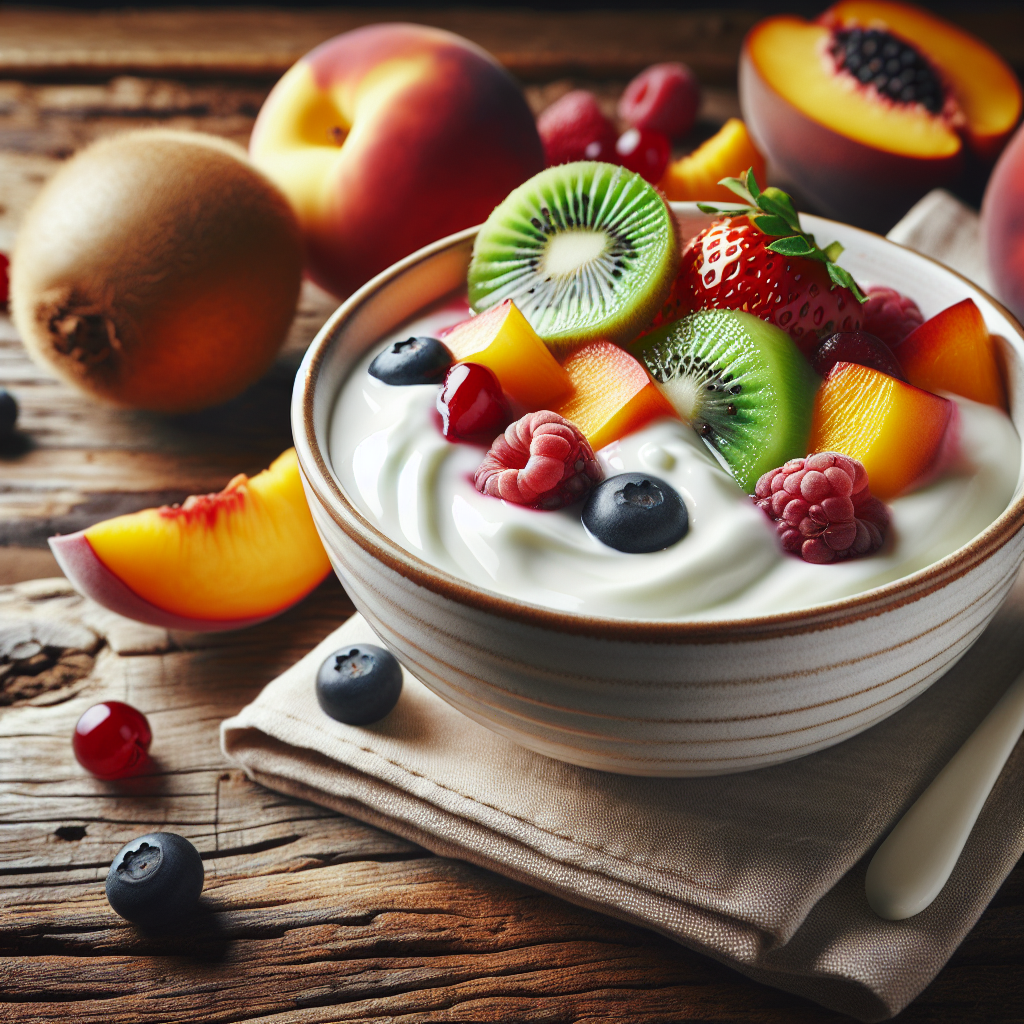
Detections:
[659, 119, 766, 204]
[809, 362, 957, 499]
[555, 341, 677, 452]
[50, 448, 331, 631]
[443, 299, 572, 410]
[894, 298, 1006, 410]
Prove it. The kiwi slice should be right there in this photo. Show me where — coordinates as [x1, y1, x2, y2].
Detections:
[629, 309, 820, 492]
[467, 161, 679, 356]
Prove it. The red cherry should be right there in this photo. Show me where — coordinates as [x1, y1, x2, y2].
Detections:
[615, 128, 671, 183]
[437, 362, 510, 443]
[618, 63, 701, 140]
[73, 701, 152, 779]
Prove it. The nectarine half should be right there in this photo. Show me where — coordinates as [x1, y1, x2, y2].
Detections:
[740, 2, 1022, 230]
[50, 449, 331, 631]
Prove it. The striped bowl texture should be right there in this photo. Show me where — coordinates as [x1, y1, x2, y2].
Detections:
[292, 206, 1024, 776]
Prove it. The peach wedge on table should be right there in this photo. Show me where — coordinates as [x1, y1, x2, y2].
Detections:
[49, 448, 332, 632]
[809, 362, 958, 500]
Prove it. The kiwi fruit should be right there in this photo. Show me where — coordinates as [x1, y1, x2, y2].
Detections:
[629, 309, 820, 492]
[467, 161, 678, 355]
[11, 128, 303, 413]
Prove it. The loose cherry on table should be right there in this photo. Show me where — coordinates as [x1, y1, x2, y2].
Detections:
[73, 701, 152, 779]
[436, 362, 510, 443]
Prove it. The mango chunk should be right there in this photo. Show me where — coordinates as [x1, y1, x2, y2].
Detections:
[809, 362, 956, 499]
[443, 299, 572, 410]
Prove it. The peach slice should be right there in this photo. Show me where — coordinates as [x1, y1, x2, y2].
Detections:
[740, 2, 1022, 230]
[50, 448, 332, 631]
[808, 361, 957, 499]
[442, 299, 572, 410]
[894, 298, 1006, 410]
[555, 341, 677, 452]
[659, 119, 766, 204]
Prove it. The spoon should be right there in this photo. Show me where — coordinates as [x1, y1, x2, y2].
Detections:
[865, 669, 1024, 920]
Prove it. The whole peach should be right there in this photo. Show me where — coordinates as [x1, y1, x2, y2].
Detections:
[249, 23, 544, 298]
[982, 122, 1024, 325]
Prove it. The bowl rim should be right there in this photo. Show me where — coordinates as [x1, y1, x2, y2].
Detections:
[294, 209, 1024, 644]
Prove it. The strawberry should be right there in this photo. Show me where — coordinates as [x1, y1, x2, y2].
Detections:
[662, 170, 866, 353]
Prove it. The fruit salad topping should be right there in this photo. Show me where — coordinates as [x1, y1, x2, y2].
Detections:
[861, 285, 926, 348]
[754, 452, 889, 564]
[475, 410, 602, 510]
[696, 169, 866, 302]
[437, 362, 510, 443]
[582, 472, 689, 553]
[810, 330, 907, 381]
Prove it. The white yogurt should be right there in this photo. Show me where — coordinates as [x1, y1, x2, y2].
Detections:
[329, 300, 1021, 621]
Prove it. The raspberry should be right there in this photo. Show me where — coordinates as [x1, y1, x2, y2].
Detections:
[861, 286, 924, 348]
[475, 410, 602, 510]
[536, 90, 617, 167]
[753, 452, 889, 564]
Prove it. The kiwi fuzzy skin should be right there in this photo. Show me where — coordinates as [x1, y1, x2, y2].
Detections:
[11, 129, 303, 413]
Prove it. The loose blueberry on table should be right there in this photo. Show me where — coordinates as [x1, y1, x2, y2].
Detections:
[73, 701, 152, 779]
[106, 832, 205, 929]
[368, 335, 453, 385]
[582, 473, 690, 553]
[0, 387, 17, 438]
[316, 644, 404, 725]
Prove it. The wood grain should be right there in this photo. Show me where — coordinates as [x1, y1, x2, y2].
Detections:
[1, 580, 1020, 1023]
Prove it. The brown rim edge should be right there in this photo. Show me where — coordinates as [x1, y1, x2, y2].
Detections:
[294, 215, 1024, 645]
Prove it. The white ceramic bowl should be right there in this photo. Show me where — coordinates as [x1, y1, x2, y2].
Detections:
[292, 205, 1024, 776]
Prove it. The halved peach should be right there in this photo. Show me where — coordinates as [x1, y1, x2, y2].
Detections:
[659, 118, 766, 204]
[740, 2, 1022, 229]
[555, 341, 677, 451]
[50, 448, 331, 631]
[442, 299, 572, 410]
[894, 298, 1006, 410]
[808, 361, 957, 498]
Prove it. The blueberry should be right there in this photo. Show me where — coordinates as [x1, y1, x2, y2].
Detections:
[105, 832, 204, 930]
[316, 644, 403, 725]
[368, 336, 453, 385]
[0, 388, 17, 437]
[582, 472, 689, 553]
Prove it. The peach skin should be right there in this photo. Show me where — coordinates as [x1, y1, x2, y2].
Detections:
[50, 449, 331, 631]
[249, 23, 544, 298]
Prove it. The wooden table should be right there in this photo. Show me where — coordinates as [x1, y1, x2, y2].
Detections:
[1, 10, 1021, 1022]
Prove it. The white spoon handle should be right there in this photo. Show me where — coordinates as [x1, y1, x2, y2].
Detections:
[865, 670, 1024, 921]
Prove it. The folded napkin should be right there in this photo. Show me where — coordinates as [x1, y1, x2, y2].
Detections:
[222, 191, 1023, 1021]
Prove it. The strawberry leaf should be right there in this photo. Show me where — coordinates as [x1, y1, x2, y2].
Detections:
[766, 235, 815, 257]
[697, 201, 751, 216]
[719, 175, 758, 206]
[759, 187, 800, 228]
[826, 262, 867, 302]
[745, 166, 761, 200]
[823, 240, 844, 262]
[751, 214, 791, 236]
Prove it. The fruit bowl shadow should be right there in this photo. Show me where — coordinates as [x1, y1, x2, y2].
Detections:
[292, 204, 1024, 777]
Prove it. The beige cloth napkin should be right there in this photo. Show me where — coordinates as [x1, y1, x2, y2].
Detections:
[221, 191, 1024, 1021]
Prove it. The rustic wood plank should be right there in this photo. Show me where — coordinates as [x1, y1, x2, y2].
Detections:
[0, 7, 1017, 86]
[1, 581, 1021, 1023]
